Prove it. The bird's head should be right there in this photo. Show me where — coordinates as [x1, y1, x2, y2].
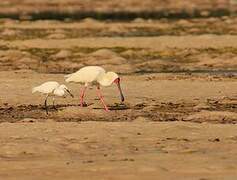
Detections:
[106, 72, 125, 102]
[59, 84, 74, 98]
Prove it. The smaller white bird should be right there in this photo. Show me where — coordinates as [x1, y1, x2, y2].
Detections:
[65, 66, 125, 111]
[32, 81, 74, 114]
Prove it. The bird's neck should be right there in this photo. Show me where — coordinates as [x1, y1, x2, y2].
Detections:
[97, 73, 112, 87]
[53, 87, 65, 96]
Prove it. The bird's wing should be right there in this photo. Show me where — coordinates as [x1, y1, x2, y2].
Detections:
[32, 81, 59, 94]
[65, 66, 106, 83]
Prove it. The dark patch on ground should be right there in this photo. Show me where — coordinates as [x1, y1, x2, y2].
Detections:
[0, 8, 232, 21]
[1, 46, 237, 74]
[0, 97, 236, 124]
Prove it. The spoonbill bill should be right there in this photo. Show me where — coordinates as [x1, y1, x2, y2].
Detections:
[65, 66, 125, 111]
[32, 81, 74, 114]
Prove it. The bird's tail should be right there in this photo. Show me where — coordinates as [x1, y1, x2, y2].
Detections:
[65, 77, 71, 82]
[65, 73, 74, 82]
[32, 87, 38, 93]
[64, 73, 72, 79]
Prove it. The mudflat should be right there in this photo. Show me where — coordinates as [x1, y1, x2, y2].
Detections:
[0, 1, 237, 179]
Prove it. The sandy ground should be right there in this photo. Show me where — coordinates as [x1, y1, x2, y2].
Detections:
[0, 121, 237, 180]
[0, 3, 237, 179]
[0, 70, 236, 180]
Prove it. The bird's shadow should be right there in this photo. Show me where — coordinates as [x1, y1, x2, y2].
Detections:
[44, 103, 94, 110]
[93, 103, 130, 111]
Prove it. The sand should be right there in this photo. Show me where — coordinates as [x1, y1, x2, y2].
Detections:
[0, 70, 236, 179]
[0, 121, 237, 180]
[0, 2, 237, 179]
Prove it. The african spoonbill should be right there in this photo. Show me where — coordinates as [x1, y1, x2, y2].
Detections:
[32, 81, 74, 114]
[65, 66, 124, 111]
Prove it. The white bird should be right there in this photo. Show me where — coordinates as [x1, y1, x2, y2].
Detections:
[32, 81, 74, 114]
[65, 66, 124, 111]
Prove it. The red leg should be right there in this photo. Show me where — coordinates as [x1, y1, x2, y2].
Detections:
[96, 86, 109, 112]
[80, 86, 87, 107]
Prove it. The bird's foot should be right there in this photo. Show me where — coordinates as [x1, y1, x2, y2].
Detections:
[45, 109, 49, 115]
[80, 102, 88, 107]
[104, 106, 110, 112]
[53, 105, 58, 111]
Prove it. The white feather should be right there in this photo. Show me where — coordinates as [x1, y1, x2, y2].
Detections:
[64, 73, 72, 78]
[65, 66, 119, 87]
[32, 81, 60, 94]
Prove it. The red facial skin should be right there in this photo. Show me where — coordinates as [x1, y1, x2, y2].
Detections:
[114, 78, 125, 102]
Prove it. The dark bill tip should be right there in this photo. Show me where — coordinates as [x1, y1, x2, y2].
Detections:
[66, 89, 74, 98]
[116, 80, 125, 102]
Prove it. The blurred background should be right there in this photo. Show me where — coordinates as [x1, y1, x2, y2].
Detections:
[0, 0, 236, 20]
[0, 0, 237, 74]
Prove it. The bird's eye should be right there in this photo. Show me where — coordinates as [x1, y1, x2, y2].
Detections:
[113, 78, 120, 83]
